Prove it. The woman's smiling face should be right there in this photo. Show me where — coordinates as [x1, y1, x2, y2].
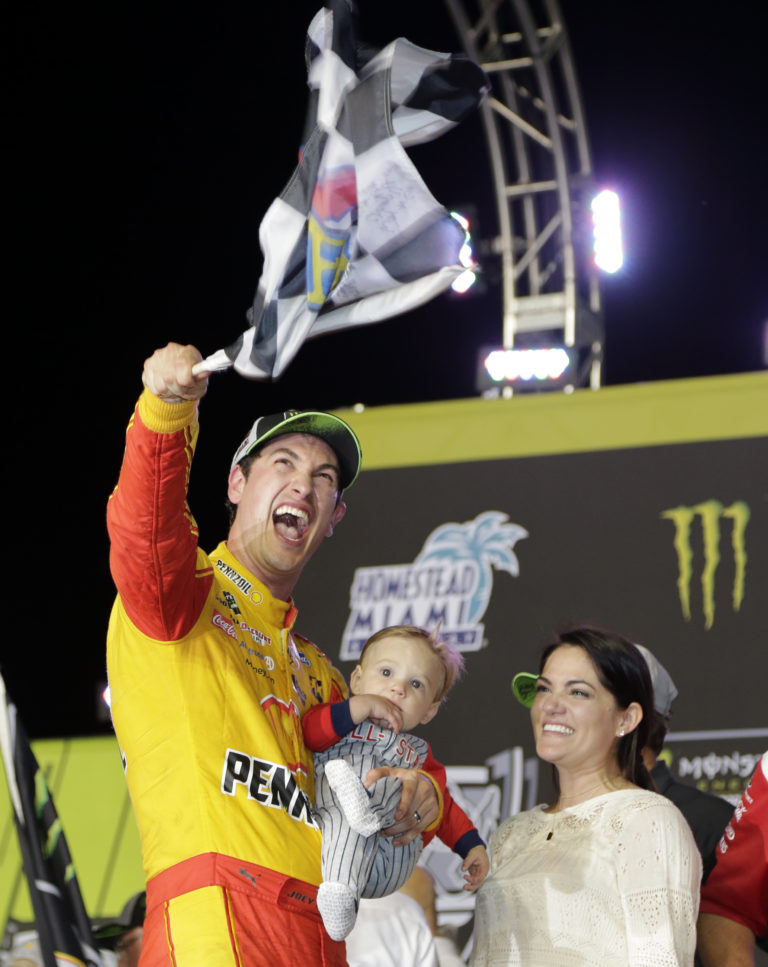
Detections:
[531, 644, 628, 775]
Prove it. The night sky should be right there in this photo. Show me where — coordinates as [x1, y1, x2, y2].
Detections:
[8, 0, 766, 737]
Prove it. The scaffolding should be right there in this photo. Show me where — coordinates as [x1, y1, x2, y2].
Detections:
[444, 0, 605, 389]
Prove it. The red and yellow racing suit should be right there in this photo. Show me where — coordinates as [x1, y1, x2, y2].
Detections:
[107, 390, 349, 966]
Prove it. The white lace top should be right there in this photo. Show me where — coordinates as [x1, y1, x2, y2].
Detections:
[471, 789, 702, 966]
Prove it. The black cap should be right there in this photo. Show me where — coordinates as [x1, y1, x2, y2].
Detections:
[92, 892, 146, 942]
[230, 409, 362, 490]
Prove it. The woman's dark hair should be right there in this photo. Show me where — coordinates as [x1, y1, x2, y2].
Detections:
[539, 625, 655, 791]
[644, 709, 669, 759]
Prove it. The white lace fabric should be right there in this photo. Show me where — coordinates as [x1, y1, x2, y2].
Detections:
[471, 789, 702, 966]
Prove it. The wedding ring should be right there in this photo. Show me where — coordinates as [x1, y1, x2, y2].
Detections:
[413, 810, 422, 824]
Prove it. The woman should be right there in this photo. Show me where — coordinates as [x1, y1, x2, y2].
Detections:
[471, 626, 701, 966]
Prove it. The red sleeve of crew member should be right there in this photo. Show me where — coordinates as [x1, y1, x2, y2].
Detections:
[699, 753, 768, 936]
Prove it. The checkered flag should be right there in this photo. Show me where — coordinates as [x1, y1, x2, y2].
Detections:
[197, 0, 488, 380]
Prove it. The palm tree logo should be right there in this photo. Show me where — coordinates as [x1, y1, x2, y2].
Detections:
[415, 511, 528, 625]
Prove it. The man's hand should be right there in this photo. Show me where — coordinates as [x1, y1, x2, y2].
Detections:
[348, 694, 404, 732]
[461, 844, 490, 891]
[142, 343, 209, 403]
[364, 768, 439, 846]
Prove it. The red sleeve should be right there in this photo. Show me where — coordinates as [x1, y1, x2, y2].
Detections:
[302, 703, 340, 751]
[699, 754, 768, 936]
[301, 700, 353, 751]
[420, 746, 478, 853]
[107, 391, 213, 641]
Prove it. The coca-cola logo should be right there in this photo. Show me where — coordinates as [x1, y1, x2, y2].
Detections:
[212, 611, 238, 640]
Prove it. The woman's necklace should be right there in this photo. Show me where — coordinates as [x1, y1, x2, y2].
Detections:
[544, 775, 626, 840]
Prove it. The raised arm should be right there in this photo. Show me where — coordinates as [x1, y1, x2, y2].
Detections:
[107, 343, 212, 641]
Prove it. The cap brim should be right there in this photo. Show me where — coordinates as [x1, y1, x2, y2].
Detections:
[92, 892, 146, 940]
[511, 672, 538, 708]
[237, 411, 361, 490]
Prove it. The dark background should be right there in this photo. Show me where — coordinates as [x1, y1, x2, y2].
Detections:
[298, 437, 768, 744]
[7, 0, 767, 737]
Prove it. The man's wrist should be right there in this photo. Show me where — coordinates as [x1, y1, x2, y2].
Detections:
[138, 389, 198, 433]
[417, 770, 444, 831]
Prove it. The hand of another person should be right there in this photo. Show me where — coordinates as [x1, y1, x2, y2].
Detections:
[461, 844, 490, 891]
[142, 343, 209, 403]
[348, 694, 404, 732]
[365, 768, 439, 846]
[697, 912, 757, 967]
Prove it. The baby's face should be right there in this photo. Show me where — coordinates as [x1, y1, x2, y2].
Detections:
[351, 635, 443, 731]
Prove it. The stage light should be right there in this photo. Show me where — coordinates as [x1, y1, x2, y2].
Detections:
[450, 210, 477, 293]
[591, 189, 623, 273]
[95, 682, 112, 724]
[452, 268, 477, 294]
[477, 346, 576, 394]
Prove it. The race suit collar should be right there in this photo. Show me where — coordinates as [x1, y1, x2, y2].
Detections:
[212, 541, 298, 630]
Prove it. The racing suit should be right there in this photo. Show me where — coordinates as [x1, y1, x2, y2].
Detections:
[106, 390, 349, 966]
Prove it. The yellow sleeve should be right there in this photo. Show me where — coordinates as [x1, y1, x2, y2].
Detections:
[137, 388, 199, 434]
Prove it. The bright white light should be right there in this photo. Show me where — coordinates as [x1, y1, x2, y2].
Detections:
[484, 347, 571, 382]
[450, 210, 470, 230]
[452, 269, 477, 293]
[102, 684, 112, 709]
[458, 240, 473, 267]
[485, 350, 510, 381]
[592, 189, 623, 273]
[450, 210, 477, 293]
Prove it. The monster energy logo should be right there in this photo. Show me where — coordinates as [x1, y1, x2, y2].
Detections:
[662, 500, 750, 629]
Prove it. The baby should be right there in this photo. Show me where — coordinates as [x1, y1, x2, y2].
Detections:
[302, 625, 490, 940]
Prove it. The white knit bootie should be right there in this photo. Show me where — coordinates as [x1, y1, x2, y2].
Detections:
[323, 758, 381, 836]
[317, 880, 358, 941]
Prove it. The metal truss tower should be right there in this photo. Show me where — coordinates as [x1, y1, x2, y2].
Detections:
[444, 0, 604, 388]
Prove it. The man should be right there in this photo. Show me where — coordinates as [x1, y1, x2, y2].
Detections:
[697, 752, 768, 967]
[636, 644, 734, 879]
[106, 343, 440, 966]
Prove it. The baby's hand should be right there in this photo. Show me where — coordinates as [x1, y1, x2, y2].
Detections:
[462, 844, 490, 891]
[349, 694, 404, 732]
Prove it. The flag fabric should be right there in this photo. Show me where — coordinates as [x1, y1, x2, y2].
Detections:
[0, 673, 104, 967]
[197, 0, 488, 380]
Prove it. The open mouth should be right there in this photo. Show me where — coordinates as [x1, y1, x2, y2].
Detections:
[273, 504, 310, 544]
[543, 723, 574, 735]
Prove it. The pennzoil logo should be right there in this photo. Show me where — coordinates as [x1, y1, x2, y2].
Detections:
[661, 500, 750, 629]
[214, 559, 263, 604]
[221, 748, 315, 827]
